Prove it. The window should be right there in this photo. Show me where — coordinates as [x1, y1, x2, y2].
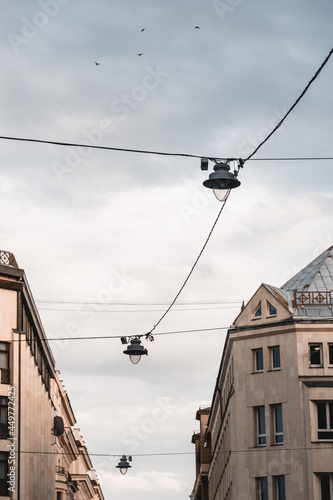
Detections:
[274, 476, 286, 500]
[317, 402, 333, 440]
[309, 344, 323, 366]
[254, 303, 262, 318]
[270, 346, 281, 370]
[320, 474, 333, 500]
[0, 452, 9, 496]
[0, 343, 9, 370]
[0, 343, 10, 384]
[329, 344, 333, 366]
[0, 397, 8, 439]
[254, 348, 264, 372]
[256, 477, 268, 500]
[273, 405, 283, 444]
[257, 406, 266, 446]
[56, 492, 63, 500]
[267, 301, 277, 316]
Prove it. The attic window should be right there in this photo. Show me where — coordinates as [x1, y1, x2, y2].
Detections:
[267, 302, 277, 316]
[254, 303, 262, 318]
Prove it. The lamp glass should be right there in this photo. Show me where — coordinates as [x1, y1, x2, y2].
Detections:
[120, 468, 128, 475]
[213, 188, 230, 202]
[129, 354, 141, 364]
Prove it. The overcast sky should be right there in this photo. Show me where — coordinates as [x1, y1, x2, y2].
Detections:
[1, 1, 333, 498]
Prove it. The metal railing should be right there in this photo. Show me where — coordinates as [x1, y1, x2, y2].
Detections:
[0, 250, 18, 268]
[293, 290, 332, 306]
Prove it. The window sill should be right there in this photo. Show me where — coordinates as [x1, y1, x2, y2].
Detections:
[267, 368, 281, 372]
[251, 371, 263, 374]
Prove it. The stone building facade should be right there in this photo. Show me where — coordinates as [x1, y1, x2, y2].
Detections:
[0, 250, 104, 500]
[192, 246, 333, 500]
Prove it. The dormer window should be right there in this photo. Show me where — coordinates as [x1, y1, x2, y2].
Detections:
[267, 301, 277, 317]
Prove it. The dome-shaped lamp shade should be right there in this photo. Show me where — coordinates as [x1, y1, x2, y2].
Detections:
[116, 456, 132, 475]
[123, 338, 148, 364]
[203, 162, 240, 201]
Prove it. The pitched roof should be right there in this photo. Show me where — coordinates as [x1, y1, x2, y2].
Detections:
[281, 246, 333, 292]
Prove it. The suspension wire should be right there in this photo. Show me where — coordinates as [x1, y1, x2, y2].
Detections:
[9, 326, 230, 343]
[0, 134, 211, 161]
[14, 444, 333, 458]
[0, 132, 331, 162]
[146, 191, 231, 338]
[244, 47, 333, 162]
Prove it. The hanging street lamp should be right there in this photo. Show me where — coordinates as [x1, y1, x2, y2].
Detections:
[116, 455, 132, 475]
[122, 337, 148, 364]
[202, 158, 242, 201]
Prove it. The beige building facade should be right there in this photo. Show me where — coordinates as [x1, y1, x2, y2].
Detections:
[0, 250, 104, 500]
[193, 246, 333, 500]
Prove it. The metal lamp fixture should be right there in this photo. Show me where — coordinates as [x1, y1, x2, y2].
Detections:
[116, 455, 132, 475]
[203, 160, 241, 201]
[123, 337, 148, 364]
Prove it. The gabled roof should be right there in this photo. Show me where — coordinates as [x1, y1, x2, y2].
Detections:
[232, 283, 292, 327]
[232, 246, 333, 326]
[281, 245, 333, 292]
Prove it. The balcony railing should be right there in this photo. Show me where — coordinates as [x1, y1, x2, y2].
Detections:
[293, 290, 333, 306]
[0, 250, 18, 268]
[55, 466, 66, 475]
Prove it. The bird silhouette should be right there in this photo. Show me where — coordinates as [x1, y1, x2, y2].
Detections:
[94, 61, 101, 65]
[141, 28, 146, 32]
[194, 26, 200, 29]
[137, 53, 143, 56]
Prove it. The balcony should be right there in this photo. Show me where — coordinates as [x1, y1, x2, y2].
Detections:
[55, 465, 68, 484]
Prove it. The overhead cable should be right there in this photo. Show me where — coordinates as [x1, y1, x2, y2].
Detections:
[10, 326, 229, 342]
[244, 47, 333, 162]
[0, 133, 332, 163]
[146, 191, 231, 337]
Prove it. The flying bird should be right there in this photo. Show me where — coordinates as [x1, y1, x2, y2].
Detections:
[141, 28, 146, 32]
[137, 53, 143, 56]
[94, 61, 101, 65]
[194, 26, 200, 29]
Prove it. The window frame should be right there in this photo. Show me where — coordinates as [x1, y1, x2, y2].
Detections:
[0, 452, 9, 496]
[254, 348, 264, 373]
[320, 473, 333, 500]
[273, 475, 286, 500]
[317, 402, 333, 441]
[309, 343, 323, 367]
[256, 477, 268, 500]
[257, 406, 266, 446]
[267, 301, 277, 317]
[273, 404, 283, 444]
[328, 344, 333, 367]
[270, 345, 281, 370]
[0, 343, 9, 370]
[252, 302, 262, 320]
